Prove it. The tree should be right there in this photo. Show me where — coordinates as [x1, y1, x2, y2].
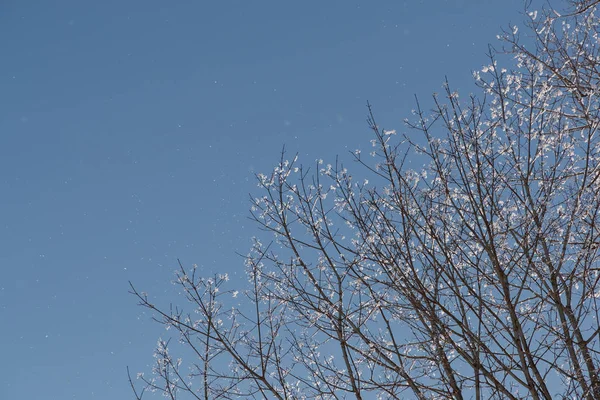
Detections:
[129, 1, 600, 398]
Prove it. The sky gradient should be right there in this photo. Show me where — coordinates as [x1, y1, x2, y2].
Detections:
[1, 1, 528, 398]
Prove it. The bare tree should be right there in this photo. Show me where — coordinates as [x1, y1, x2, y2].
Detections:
[129, 1, 600, 398]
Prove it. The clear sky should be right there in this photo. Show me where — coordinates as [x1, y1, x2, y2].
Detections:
[1, 0, 528, 398]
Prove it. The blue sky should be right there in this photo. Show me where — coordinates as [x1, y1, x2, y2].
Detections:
[1, 1, 527, 398]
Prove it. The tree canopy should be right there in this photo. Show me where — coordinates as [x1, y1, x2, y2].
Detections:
[130, 1, 600, 398]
